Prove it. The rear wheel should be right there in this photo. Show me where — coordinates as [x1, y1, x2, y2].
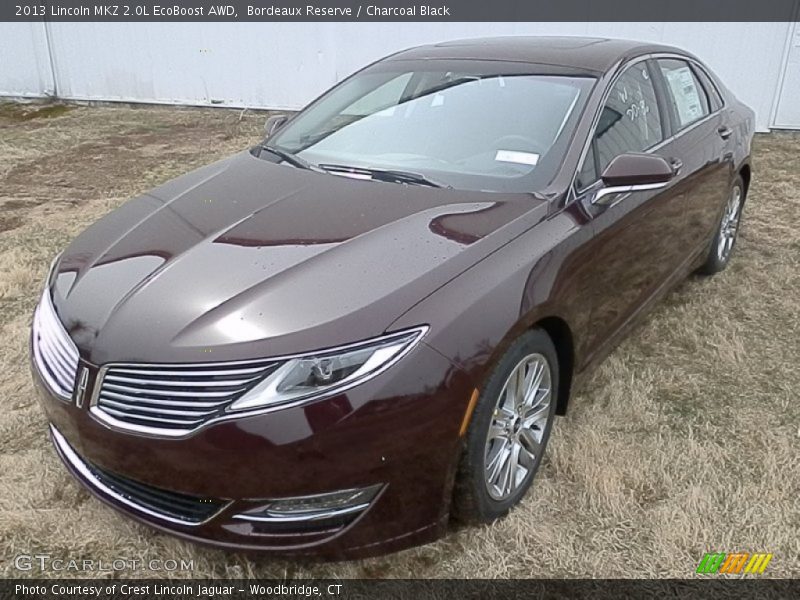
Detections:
[698, 175, 745, 275]
[453, 329, 558, 523]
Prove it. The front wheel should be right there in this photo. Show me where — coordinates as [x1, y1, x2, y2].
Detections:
[452, 329, 558, 523]
[697, 175, 745, 275]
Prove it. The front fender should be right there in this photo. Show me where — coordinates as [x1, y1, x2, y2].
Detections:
[390, 202, 594, 400]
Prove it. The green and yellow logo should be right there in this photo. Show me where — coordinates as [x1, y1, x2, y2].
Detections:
[696, 552, 773, 575]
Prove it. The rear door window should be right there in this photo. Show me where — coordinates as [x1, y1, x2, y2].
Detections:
[658, 59, 711, 130]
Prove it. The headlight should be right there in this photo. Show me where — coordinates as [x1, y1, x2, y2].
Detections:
[228, 326, 427, 412]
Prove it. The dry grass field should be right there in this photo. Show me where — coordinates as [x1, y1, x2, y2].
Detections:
[0, 102, 797, 579]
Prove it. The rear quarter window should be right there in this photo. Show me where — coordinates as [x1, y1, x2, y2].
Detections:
[692, 65, 724, 112]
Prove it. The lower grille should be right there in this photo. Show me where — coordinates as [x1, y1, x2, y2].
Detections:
[51, 426, 228, 525]
[89, 463, 226, 524]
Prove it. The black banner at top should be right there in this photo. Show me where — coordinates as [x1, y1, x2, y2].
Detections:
[3, 0, 800, 22]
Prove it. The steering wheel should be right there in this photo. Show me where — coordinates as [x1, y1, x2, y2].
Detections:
[493, 134, 548, 157]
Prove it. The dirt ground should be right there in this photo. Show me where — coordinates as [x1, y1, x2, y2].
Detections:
[0, 102, 797, 579]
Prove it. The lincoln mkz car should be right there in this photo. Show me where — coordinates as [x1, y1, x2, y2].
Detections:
[32, 37, 753, 558]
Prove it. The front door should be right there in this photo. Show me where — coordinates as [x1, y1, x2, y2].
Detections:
[573, 60, 688, 362]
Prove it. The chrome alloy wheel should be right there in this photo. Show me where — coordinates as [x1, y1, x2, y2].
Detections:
[483, 353, 553, 501]
[717, 184, 743, 262]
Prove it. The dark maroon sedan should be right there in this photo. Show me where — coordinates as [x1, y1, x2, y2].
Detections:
[31, 37, 753, 558]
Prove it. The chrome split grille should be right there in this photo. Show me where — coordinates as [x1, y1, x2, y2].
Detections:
[31, 289, 80, 400]
[92, 361, 279, 434]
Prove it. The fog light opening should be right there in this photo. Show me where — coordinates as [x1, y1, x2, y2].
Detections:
[234, 484, 383, 523]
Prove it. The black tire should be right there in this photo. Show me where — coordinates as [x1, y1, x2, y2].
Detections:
[697, 175, 746, 276]
[452, 328, 559, 524]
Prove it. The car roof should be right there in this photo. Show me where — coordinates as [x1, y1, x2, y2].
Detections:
[386, 36, 689, 74]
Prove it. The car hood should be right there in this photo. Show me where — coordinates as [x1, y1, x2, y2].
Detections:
[52, 151, 548, 364]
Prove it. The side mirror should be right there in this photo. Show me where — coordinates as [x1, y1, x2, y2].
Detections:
[593, 153, 674, 205]
[264, 114, 288, 139]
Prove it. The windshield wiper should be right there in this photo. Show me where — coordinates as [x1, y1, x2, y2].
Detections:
[317, 163, 445, 188]
[259, 144, 322, 172]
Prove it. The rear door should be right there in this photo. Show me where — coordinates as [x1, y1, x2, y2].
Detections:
[654, 58, 732, 254]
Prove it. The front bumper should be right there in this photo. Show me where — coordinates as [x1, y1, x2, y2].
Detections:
[34, 342, 474, 558]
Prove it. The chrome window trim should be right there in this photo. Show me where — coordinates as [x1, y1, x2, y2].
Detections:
[569, 52, 727, 202]
[88, 325, 429, 439]
[50, 425, 232, 527]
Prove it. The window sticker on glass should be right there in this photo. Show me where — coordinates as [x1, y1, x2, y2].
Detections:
[665, 66, 703, 126]
[495, 150, 540, 166]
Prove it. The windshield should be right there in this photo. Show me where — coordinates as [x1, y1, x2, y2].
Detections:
[269, 60, 595, 193]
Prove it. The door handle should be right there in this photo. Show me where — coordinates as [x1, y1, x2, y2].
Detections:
[669, 158, 683, 175]
[717, 126, 733, 140]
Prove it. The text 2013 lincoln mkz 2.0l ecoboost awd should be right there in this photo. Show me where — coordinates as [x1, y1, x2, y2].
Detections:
[31, 37, 753, 558]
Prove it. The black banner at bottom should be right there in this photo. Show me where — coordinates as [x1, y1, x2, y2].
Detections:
[4, 579, 798, 600]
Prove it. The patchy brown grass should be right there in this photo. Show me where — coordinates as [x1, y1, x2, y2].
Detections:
[0, 102, 75, 123]
[0, 103, 797, 579]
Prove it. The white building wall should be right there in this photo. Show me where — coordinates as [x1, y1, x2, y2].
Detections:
[0, 22, 55, 97]
[1, 22, 796, 131]
[773, 20, 800, 127]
